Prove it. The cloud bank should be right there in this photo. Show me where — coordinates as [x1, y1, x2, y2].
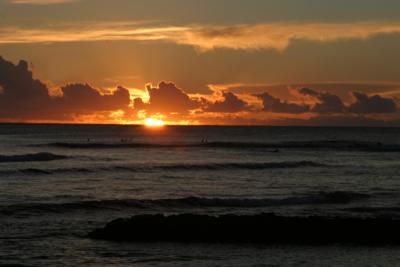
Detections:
[0, 56, 131, 121]
[0, 56, 398, 125]
[256, 88, 398, 115]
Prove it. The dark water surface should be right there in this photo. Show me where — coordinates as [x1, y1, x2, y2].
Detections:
[1, 124, 400, 266]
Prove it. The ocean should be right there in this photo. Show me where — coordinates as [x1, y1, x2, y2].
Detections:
[1, 124, 400, 266]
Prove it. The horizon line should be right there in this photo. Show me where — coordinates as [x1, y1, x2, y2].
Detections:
[0, 122, 398, 128]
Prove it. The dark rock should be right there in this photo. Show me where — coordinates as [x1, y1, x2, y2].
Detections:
[89, 213, 400, 244]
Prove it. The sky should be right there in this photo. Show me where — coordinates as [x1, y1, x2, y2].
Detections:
[0, 0, 400, 125]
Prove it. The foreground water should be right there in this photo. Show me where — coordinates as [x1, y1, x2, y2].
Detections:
[1, 124, 400, 266]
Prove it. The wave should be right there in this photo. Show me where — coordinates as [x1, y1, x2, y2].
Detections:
[0, 167, 92, 176]
[0, 161, 329, 176]
[42, 140, 400, 152]
[0, 153, 69, 163]
[149, 192, 369, 207]
[0, 191, 369, 216]
[114, 161, 329, 172]
[89, 213, 400, 244]
[346, 207, 400, 213]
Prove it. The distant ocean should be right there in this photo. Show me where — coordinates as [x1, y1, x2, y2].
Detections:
[1, 124, 400, 266]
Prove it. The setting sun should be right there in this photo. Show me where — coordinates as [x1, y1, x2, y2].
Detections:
[144, 118, 165, 127]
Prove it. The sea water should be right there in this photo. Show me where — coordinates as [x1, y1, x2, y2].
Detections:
[1, 124, 400, 266]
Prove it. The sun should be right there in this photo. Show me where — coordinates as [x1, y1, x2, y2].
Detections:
[144, 118, 165, 127]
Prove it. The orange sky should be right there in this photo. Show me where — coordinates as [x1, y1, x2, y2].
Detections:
[0, 0, 400, 126]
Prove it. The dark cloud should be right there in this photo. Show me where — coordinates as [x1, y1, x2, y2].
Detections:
[255, 88, 398, 115]
[299, 88, 398, 114]
[348, 92, 397, 114]
[299, 88, 346, 114]
[0, 58, 49, 101]
[56, 84, 130, 112]
[256, 92, 309, 114]
[293, 83, 400, 101]
[0, 57, 53, 119]
[133, 97, 146, 110]
[134, 82, 200, 114]
[0, 56, 131, 120]
[203, 91, 250, 113]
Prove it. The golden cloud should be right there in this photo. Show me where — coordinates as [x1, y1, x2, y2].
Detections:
[1, 21, 400, 50]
